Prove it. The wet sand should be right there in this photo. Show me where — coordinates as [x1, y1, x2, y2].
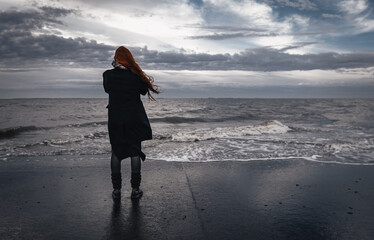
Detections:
[1, 155, 374, 240]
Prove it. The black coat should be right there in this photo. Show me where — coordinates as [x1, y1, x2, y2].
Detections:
[103, 68, 152, 145]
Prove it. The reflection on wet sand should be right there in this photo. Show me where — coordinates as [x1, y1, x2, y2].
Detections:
[105, 199, 143, 240]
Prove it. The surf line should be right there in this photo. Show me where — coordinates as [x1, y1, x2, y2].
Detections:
[147, 156, 374, 166]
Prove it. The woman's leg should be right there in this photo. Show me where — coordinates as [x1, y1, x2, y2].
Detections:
[111, 153, 122, 190]
[111, 152, 121, 174]
[131, 155, 141, 173]
[130, 156, 141, 189]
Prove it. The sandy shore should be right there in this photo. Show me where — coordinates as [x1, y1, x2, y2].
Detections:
[1, 155, 374, 240]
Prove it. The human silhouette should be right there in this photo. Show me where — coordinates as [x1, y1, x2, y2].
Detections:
[103, 46, 160, 199]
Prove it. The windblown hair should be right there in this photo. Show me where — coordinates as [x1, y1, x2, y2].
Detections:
[114, 46, 160, 101]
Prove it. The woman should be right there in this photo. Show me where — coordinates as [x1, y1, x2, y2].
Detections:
[103, 46, 159, 200]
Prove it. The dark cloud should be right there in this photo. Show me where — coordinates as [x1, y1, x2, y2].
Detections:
[279, 41, 317, 51]
[130, 46, 374, 71]
[189, 32, 276, 40]
[0, 7, 114, 68]
[192, 25, 269, 32]
[186, 24, 331, 40]
[188, 31, 331, 40]
[186, 24, 274, 40]
[200, 25, 267, 32]
[0, 6, 75, 32]
[265, 0, 317, 10]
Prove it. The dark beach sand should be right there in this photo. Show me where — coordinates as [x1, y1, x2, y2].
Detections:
[1, 155, 373, 240]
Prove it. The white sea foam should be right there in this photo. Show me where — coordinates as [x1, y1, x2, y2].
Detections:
[171, 120, 291, 142]
[324, 139, 374, 154]
[147, 155, 374, 165]
[326, 143, 356, 153]
[43, 135, 84, 145]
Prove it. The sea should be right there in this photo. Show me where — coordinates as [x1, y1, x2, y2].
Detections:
[0, 98, 373, 165]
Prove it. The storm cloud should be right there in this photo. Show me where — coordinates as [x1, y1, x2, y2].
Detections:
[267, 0, 317, 10]
[187, 25, 273, 40]
[127, 46, 374, 71]
[0, 7, 115, 68]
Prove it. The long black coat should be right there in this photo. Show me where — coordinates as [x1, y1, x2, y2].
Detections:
[103, 68, 152, 145]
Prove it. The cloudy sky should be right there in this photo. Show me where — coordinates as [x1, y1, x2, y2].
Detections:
[0, 0, 373, 98]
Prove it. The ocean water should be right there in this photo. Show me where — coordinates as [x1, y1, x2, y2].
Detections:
[0, 98, 373, 165]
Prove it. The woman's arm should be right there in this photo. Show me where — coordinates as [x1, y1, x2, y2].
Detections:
[140, 80, 148, 96]
[103, 71, 109, 93]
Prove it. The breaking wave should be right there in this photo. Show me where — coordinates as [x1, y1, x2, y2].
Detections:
[170, 120, 291, 142]
[0, 126, 38, 139]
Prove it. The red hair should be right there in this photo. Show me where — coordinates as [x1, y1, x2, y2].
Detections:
[114, 46, 160, 101]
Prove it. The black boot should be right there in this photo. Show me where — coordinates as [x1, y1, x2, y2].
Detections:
[111, 173, 122, 199]
[131, 188, 143, 199]
[131, 172, 141, 189]
[131, 172, 143, 199]
[111, 172, 122, 189]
